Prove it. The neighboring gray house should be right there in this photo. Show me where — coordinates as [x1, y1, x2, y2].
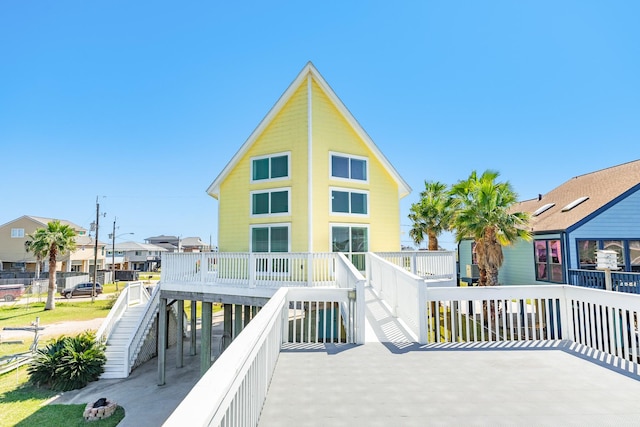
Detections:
[459, 159, 640, 286]
[145, 235, 211, 253]
[106, 241, 167, 272]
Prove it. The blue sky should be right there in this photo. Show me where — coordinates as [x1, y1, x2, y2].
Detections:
[1, 1, 638, 250]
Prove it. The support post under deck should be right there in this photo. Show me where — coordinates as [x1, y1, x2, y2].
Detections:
[176, 299, 184, 368]
[158, 297, 167, 386]
[190, 300, 197, 356]
[201, 302, 212, 376]
[223, 304, 232, 351]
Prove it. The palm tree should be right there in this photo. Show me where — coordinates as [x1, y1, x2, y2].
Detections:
[450, 170, 531, 287]
[408, 181, 452, 250]
[25, 220, 77, 310]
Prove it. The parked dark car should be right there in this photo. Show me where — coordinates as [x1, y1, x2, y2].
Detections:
[61, 282, 103, 299]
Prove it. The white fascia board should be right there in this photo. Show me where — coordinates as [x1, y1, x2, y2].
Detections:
[206, 63, 315, 199]
[307, 66, 412, 199]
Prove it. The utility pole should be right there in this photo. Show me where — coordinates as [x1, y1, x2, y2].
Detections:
[92, 197, 102, 303]
[112, 217, 117, 291]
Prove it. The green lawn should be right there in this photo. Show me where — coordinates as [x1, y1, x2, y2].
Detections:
[0, 300, 111, 330]
[0, 366, 124, 427]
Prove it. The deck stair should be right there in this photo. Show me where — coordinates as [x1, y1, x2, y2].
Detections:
[101, 304, 148, 379]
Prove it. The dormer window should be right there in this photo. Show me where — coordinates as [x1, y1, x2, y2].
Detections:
[251, 153, 290, 182]
[533, 203, 555, 216]
[562, 197, 589, 212]
[330, 153, 367, 181]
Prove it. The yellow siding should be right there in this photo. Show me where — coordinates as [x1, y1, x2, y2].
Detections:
[218, 83, 309, 251]
[217, 72, 402, 253]
[310, 80, 400, 252]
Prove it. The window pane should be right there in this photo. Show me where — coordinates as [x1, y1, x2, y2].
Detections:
[252, 158, 269, 180]
[252, 228, 269, 252]
[351, 227, 368, 252]
[270, 191, 288, 214]
[350, 158, 366, 180]
[271, 156, 288, 178]
[332, 191, 349, 213]
[630, 241, 640, 272]
[331, 156, 349, 178]
[603, 240, 624, 269]
[252, 193, 269, 215]
[578, 240, 597, 269]
[270, 227, 288, 252]
[549, 240, 561, 264]
[332, 227, 350, 252]
[534, 241, 547, 263]
[351, 193, 367, 214]
[536, 263, 548, 280]
[551, 264, 563, 282]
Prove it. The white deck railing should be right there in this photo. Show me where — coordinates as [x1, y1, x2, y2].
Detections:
[161, 252, 338, 288]
[96, 281, 146, 344]
[376, 250, 457, 280]
[126, 284, 158, 375]
[424, 285, 640, 372]
[164, 254, 365, 427]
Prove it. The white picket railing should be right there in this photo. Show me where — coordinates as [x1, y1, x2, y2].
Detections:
[163, 254, 365, 427]
[161, 252, 338, 288]
[376, 250, 457, 280]
[368, 252, 428, 342]
[126, 284, 159, 375]
[95, 281, 146, 344]
[424, 285, 640, 372]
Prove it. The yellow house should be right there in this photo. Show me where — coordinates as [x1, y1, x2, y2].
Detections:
[207, 63, 411, 267]
[0, 215, 106, 274]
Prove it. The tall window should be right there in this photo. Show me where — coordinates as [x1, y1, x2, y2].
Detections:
[251, 188, 290, 216]
[330, 153, 367, 181]
[251, 153, 289, 182]
[535, 239, 563, 283]
[330, 189, 368, 215]
[251, 225, 289, 253]
[332, 225, 368, 270]
[11, 228, 24, 238]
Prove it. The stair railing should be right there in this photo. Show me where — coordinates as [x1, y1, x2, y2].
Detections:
[125, 284, 161, 376]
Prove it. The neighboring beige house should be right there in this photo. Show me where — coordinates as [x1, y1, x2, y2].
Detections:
[0, 215, 107, 274]
[106, 241, 167, 271]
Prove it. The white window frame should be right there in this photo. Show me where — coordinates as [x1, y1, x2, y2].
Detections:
[329, 223, 370, 271]
[329, 187, 369, 217]
[250, 151, 291, 183]
[11, 228, 25, 238]
[249, 223, 291, 253]
[250, 187, 291, 217]
[329, 151, 369, 183]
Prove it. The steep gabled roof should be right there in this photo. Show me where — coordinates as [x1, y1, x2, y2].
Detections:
[206, 62, 411, 199]
[514, 159, 640, 233]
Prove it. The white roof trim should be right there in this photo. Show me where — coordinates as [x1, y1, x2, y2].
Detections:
[206, 62, 411, 199]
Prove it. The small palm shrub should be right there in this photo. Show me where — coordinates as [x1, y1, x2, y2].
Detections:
[28, 331, 106, 391]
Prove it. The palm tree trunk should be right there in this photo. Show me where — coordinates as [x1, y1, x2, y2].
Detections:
[427, 232, 439, 251]
[45, 249, 57, 310]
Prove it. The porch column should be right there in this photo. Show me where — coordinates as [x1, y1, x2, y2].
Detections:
[234, 304, 243, 337]
[223, 304, 232, 351]
[176, 300, 184, 368]
[244, 304, 251, 326]
[201, 301, 212, 376]
[190, 300, 197, 356]
[157, 297, 167, 386]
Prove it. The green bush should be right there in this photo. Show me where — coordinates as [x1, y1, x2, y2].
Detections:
[28, 331, 106, 391]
